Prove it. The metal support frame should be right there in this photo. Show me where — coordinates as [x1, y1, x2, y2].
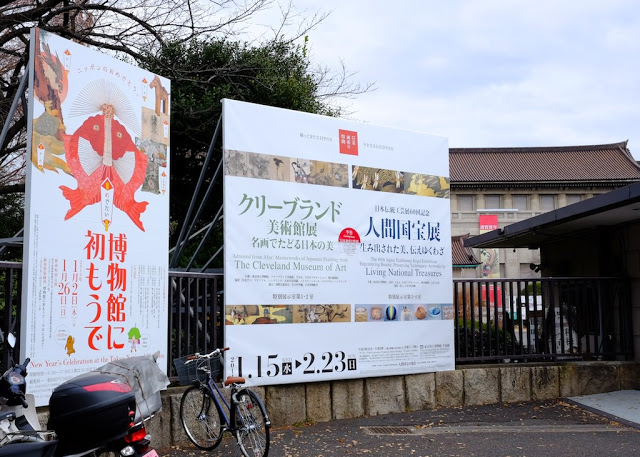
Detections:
[169, 116, 225, 270]
[0, 68, 29, 258]
[0, 68, 29, 154]
[0, 228, 24, 258]
[185, 204, 223, 272]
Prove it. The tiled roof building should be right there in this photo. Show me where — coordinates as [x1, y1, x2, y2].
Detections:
[452, 234, 481, 278]
[450, 141, 640, 185]
[449, 141, 640, 278]
[452, 234, 481, 266]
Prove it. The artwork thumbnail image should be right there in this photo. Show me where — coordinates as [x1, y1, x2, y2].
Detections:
[226, 304, 352, 325]
[355, 304, 445, 322]
[223, 150, 348, 188]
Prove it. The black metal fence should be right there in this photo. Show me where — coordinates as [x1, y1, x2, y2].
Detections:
[453, 277, 634, 363]
[0, 261, 634, 376]
[169, 271, 224, 363]
[0, 262, 21, 371]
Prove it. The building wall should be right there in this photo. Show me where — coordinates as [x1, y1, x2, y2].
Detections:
[450, 187, 617, 279]
[453, 267, 480, 278]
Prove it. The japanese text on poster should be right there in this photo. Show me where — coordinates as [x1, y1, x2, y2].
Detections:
[21, 29, 170, 405]
[222, 100, 454, 386]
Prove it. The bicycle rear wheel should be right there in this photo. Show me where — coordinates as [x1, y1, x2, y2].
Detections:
[234, 389, 270, 457]
[180, 385, 224, 450]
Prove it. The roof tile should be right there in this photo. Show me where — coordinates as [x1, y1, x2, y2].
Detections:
[450, 141, 640, 183]
[452, 234, 481, 266]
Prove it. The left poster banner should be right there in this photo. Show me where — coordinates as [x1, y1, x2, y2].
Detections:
[21, 29, 171, 405]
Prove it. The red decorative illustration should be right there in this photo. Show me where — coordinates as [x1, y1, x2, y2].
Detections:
[60, 105, 149, 231]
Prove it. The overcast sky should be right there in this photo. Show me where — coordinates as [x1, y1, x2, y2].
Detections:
[252, 0, 640, 157]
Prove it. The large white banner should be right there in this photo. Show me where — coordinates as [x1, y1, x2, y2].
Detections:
[22, 29, 170, 405]
[222, 99, 453, 386]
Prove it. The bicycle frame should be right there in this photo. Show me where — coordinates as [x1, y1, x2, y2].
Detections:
[203, 374, 239, 435]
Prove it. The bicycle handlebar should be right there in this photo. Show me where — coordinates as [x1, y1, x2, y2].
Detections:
[184, 347, 229, 364]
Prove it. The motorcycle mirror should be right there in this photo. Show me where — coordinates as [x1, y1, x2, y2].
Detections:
[6, 333, 16, 348]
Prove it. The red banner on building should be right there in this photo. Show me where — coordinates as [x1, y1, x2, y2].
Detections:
[478, 214, 498, 232]
[478, 214, 499, 279]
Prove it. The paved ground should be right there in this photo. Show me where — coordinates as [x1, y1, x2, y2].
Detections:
[158, 395, 640, 457]
[567, 389, 640, 429]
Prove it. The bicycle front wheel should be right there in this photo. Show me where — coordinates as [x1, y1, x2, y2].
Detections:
[180, 385, 224, 450]
[234, 389, 270, 457]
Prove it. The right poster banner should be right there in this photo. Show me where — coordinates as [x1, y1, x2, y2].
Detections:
[222, 100, 454, 385]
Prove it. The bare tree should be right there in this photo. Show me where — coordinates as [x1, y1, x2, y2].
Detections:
[248, 4, 374, 111]
[0, 0, 373, 196]
[0, 0, 274, 190]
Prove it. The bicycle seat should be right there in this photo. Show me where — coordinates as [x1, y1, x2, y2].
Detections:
[224, 376, 245, 386]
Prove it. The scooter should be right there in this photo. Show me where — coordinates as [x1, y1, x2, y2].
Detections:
[0, 355, 57, 457]
[0, 334, 165, 457]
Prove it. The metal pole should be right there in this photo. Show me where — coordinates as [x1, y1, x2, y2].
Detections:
[199, 245, 223, 273]
[170, 116, 221, 268]
[176, 157, 223, 264]
[0, 68, 29, 154]
[185, 205, 223, 271]
[0, 228, 24, 258]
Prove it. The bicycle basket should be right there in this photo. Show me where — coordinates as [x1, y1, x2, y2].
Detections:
[173, 354, 222, 385]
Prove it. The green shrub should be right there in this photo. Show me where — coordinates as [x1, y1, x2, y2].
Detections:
[455, 319, 527, 359]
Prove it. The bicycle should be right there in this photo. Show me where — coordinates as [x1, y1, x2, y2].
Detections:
[173, 347, 270, 457]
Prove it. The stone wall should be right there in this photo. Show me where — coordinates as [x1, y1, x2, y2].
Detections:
[37, 361, 640, 450]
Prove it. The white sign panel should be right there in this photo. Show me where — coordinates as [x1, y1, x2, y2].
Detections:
[222, 99, 453, 386]
[22, 29, 170, 405]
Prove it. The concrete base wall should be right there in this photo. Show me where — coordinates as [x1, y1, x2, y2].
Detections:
[37, 361, 640, 449]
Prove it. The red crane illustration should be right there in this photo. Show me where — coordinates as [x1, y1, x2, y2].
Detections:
[60, 100, 148, 231]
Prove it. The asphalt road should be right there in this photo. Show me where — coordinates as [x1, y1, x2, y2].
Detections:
[158, 399, 640, 457]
